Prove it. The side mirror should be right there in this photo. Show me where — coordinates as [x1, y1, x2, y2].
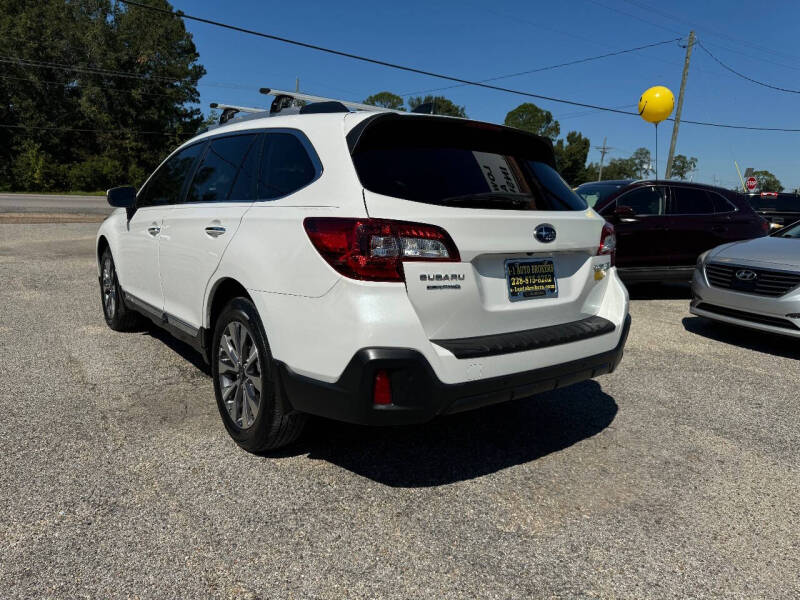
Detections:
[107, 186, 136, 208]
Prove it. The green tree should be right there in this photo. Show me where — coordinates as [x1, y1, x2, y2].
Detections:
[631, 147, 653, 179]
[503, 103, 560, 141]
[753, 170, 784, 192]
[364, 91, 404, 110]
[553, 131, 590, 186]
[585, 157, 638, 181]
[669, 155, 698, 180]
[199, 109, 221, 132]
[0, 0, 205, 191]
[407, 95, 467, 117]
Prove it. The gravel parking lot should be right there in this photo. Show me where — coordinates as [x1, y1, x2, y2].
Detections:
[1, 217, 798, 599]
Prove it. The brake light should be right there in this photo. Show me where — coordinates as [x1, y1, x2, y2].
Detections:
[598, 222, 616, 266]
[303, 218, 460, 282]
[760, 218, 770, 235]
[373, 370, 392, 405]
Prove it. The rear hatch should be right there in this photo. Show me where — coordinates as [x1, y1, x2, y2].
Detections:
[349, 114, 610, 340]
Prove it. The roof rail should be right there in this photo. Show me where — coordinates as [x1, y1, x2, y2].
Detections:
[208, 87, 400, 128]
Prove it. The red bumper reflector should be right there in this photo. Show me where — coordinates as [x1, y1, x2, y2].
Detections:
[373, 370, 392, 405]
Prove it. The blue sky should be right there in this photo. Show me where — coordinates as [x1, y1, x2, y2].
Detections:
[171, 0, 800, 191]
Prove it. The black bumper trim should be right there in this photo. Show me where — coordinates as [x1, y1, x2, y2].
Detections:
[695, 302, 799, 331]
[278, 314, 630, 426]
[431, 315, 615, 359]
[617, 266, 695, 282]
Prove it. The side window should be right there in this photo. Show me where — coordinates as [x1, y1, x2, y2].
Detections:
[669, 187, 715, 215]
[617, 186, 667, 216]
[138, 143, 204, 208]
[187, 134, 260, 203]
[258, 133, 317, 200]
[709, 191, 736, 214]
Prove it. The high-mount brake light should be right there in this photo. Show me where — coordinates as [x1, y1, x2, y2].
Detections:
[303, 218, 460, 282]
[598, 222, 616, 266]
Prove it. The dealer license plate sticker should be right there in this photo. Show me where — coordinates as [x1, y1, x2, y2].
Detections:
[505, 258, 558, 302]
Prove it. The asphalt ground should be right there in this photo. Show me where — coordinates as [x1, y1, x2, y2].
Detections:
[0, 193, 111, 223]
[0, 216, 798, 599]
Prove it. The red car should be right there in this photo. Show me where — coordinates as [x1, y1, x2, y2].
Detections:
[575, 180, 769, 282]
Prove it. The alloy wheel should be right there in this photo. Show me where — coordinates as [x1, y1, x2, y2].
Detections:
[218, 321, 262, 429]
[102, 256, 117, 319]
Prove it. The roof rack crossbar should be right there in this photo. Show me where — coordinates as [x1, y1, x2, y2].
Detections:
[208, 87, 402, 128]
[259, 88, 398, 114]
[209, 102, 267, 124]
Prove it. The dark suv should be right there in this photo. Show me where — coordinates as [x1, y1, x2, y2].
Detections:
[575, 180, 769, 282]
[745, 192, 800, 230]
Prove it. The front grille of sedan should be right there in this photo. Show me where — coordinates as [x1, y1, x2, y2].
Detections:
[705, 263, 800, 297]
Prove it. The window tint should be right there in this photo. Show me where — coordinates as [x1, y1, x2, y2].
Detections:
[669, 187, 715, 215]
[776, 222, 800, 238]
[350, 116, 582, 211]
[138, 143, 204, 207]
[576, 182, 629, 208]
[709, 191, 735, 214]
[258, 133, 317, 200]
[187, 134, 260, 203]
[617, 186, 667, 215]
[748, 193, 800, 212]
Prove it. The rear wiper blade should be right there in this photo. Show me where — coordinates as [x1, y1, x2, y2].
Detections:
[438, 193, 532, 208]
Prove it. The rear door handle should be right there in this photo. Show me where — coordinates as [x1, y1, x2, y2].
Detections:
[147, 224, 161, 236]
[205, 225, 226, 238]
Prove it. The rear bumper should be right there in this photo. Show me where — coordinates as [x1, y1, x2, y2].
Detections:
[618, 266, 695, 283]
[279, 314, 631, 425]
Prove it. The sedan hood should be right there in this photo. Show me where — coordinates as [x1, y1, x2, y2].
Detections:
[710, 237, 800, 270]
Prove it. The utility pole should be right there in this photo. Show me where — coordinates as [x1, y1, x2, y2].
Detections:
[595, 137, 613, 181]
[665, 30, 695, 179]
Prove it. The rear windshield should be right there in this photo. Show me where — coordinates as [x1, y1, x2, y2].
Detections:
[747, 194, 800, 212]
[350, 116, 586, 211]
[576, 182, 630, 208]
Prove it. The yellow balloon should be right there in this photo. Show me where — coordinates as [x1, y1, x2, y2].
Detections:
[638, 86, 675, 124]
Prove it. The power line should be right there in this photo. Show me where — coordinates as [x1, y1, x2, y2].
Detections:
[400, 37, 681, 97]
[115, 0, 800, 133]
[116, 0, 638, 117]
[0, 123, 193, 137]
[581, 0, 683, 35]
[620, 0, 800, 65]
[697, 41, 800, 95]
[0, 55, 190, 83]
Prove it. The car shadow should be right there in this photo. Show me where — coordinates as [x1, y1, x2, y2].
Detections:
[140, 321, 212, 376]
[626, 281, 692, 300]
[287, 380, 617, 488]
[682, 316, 800, 360]
[136, 320, 619, 486]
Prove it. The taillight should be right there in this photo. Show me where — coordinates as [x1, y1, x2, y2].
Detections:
[303, 218, 460, 282]
[373, 370, 392, 405]
[598, 222, 616, 266]
[760, 218, 770, 235]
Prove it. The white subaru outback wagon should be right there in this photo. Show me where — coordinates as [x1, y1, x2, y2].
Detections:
[97, 99, 630, 451]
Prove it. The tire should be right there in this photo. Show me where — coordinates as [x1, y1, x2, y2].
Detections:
[211, 297, 306, 452]
[99, 248, 140, 331]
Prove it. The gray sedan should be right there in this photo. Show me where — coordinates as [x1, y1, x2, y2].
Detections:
[691, 220, 800, 337]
